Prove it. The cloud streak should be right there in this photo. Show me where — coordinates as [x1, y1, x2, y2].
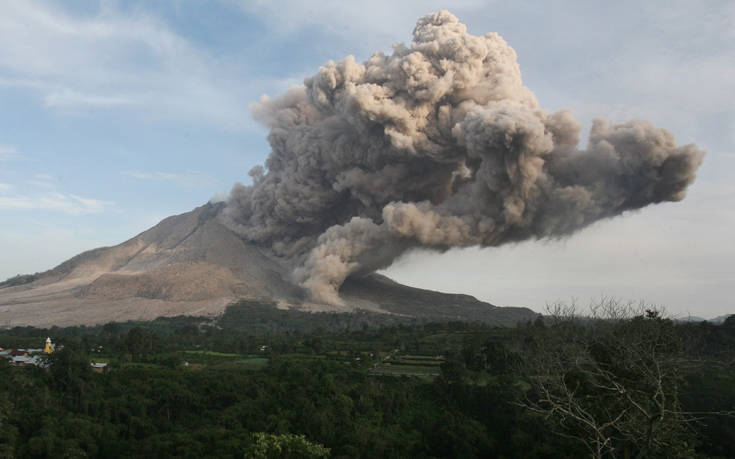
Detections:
[232, 0, 483, 48]
[0, 145, 21, 161]
[0, 1, 250, 129]
[0, 192, 112, 216]
[122, 170, 218, 188]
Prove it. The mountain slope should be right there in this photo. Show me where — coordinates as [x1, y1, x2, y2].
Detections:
[0, 203, 535, 327]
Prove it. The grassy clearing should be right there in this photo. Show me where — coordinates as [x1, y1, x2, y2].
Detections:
[179, 350, 241, 358]
[371, 353, 443, 378]
[208, 357, 269, 371]
[370, 364, 441, 377]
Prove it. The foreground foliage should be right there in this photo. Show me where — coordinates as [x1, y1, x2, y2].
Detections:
[0, 303, 733, 458]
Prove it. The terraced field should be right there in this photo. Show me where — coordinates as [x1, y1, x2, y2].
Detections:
[370, 354, 444, 377]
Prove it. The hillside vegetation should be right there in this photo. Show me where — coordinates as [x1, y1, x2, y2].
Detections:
[0, 302, 733, 458]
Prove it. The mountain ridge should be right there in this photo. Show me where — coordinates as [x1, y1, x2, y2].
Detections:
[0, 203, 536, 327]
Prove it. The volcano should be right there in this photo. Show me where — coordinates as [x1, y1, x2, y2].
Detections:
[0, 203, 535, 327]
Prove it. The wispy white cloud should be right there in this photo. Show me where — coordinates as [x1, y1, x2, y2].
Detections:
[122, 170, 218, 188]
[26, 173, 56, 189]
[44, 88, 139, 109]
[231, 0, 485, 50]
[0, 145, 21, 161]
[0, 183, 12, 191]
[0, 192, 113, 215]
[0, 2, 251, 130]
[26, 180, 54, 189]
[520, 3, 735, 135]
[617, 54, 735, 117]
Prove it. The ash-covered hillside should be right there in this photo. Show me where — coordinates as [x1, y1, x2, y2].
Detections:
[0, 202, 534, 327]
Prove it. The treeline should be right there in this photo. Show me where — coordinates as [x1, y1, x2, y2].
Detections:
[0, 304, 733, 458]
[0, 273, 39, 288]
[1, 300, 435, 343]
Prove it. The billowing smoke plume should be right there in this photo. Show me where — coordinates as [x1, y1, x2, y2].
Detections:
[221, 11, 704, 304]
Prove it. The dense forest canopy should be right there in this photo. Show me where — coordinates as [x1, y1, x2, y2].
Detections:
[0, 302, 733, 458]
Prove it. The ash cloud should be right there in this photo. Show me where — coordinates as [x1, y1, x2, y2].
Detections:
[221, 11, 704, 304]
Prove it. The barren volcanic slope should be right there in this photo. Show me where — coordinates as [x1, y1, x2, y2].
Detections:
[0, 203, 534, 327]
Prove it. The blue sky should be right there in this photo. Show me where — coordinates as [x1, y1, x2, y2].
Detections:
[1, 1, 733, 317]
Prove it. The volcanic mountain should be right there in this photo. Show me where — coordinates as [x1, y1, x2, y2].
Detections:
[0, 203, 535, 328]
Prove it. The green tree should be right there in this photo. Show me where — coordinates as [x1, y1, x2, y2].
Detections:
[125, 327, 160, 360]
[0, 393, 18, 459]
[49, 345, 92, 396]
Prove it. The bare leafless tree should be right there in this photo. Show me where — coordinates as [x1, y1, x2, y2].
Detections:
[520, 298, 695, 458]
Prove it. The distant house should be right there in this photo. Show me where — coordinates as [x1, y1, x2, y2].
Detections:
[11, 355, 32, 366]
[10, 355, 43, 367]
[90, 362, 108, 373]
[1, 338, 57, 368]
[1, 341, 53, 368]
